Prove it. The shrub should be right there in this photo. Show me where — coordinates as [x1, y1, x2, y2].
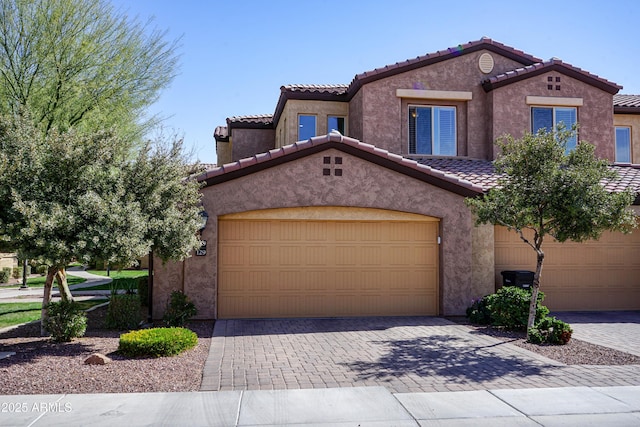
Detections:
[163, 290, 197, 327]
[105, 294, 142, 330]
[118, 327, 197, 357]
[36, 265, 48, 276]
[137, 276, 149, 307]
[44, 301, 87, 342]
[0, 267, 11, 283]
[485, 286, 549, 330]
[466, 296, 492, 325]
[528, 316, 573, 345]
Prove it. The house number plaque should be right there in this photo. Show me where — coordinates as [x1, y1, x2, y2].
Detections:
[196, 240, 207, 256]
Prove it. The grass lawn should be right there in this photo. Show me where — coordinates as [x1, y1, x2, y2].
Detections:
[86, 269, 148, 280]
[81, 278, 142, 291]
[0, 300, 105, 329]
[3, 276, 87, 289]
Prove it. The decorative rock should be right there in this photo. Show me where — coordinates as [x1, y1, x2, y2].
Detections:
[84, 353, 112, 365]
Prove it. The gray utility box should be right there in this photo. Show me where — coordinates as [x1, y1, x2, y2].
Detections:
[501, 270, 534, 289]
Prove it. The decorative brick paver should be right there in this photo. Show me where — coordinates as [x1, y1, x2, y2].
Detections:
[200, 316, 640, 393]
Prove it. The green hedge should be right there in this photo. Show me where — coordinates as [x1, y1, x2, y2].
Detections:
[118, 327, 197, 357]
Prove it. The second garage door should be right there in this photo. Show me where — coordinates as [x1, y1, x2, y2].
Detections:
[218, 207, 439, 318]
[495, 226, 640, 310]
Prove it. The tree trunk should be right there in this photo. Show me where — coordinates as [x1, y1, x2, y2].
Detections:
[40, 266, 58, 336]
[527, 251, 545, 334]
[55, 268, 74, 302]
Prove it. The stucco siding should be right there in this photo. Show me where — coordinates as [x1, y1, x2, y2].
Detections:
[275, 99, 349, 148]
[353, 50, 527, 159]
[614, 113, 640, 164]
[153, 148, 492, 319]
[231, 128, 275, 161]
[491, 72, 615, 161]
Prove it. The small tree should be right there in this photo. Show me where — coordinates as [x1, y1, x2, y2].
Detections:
[466, 126, 636, 337]
[0, 114, 202, 335]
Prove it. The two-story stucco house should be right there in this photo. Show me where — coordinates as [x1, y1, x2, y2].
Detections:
[153, 38, 640, 320]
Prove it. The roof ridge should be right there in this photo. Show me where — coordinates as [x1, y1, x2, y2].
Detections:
[482, 58, 622, 94]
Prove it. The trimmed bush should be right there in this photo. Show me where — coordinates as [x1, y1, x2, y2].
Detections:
[466, 296, 492, 325]
[485, 286, 549, 330]
[0, 267, 11, 283]
[118, 327, 197, 357]
[137, 276, 149, 307]
[44, 301, 87, 342]
[528, 316, 573, 345]
[105, 294, 141, 330]
[12, 265, 30, 279]
[163, 290, 197, 327]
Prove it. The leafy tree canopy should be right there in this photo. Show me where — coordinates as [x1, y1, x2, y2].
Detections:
[0, 114, 202, 330]
[466, 126, 636, 331]
[0, 0, 180, 143]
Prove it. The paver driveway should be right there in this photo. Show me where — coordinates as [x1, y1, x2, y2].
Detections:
[201, 316, 640, 393]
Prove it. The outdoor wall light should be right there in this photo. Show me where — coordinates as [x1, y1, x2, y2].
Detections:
[199, 210, 209, 232]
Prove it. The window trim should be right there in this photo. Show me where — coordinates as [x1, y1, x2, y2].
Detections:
[297, 114, 317, 141]
[327, 115, 347, 135]
[408, 104, 457, 156]
[530, 105, 578, 152]
[615, 126, 632, 164]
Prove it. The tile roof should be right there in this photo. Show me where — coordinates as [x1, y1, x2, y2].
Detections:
[198, 133, 640, 202]
[414, 158, 499, 192]
[214, 126, 228, 142]
[282, 84, 349, 95]
[614, 94, 640, 113]
[226, 114, 274, 130]
[198, 132, 485, 196]
[347, 37, 541, 96]
[482, 59, 622, 94]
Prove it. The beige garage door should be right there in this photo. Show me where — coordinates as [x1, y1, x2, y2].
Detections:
[495, 226, 640, 311]
[218, 207, 439, 319]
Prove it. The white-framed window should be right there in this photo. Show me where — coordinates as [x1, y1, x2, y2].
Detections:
[615, 126, 632, 163]
[408, 106, 456, 155]
[298, 115, 316, 141]
[531, 106, 577, 152]
[328, 116, 346, 134]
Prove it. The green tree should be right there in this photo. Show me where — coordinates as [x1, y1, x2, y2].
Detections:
[0, 115, 202, 335]
[466, 126, 636, 336]
[0, 0, 179, 142]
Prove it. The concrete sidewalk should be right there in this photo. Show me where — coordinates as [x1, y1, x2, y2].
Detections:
[1, 386, 639, 426]
[0, 268, 112, 302]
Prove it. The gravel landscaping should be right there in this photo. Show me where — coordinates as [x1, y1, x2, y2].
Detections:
[450, 318, 640, 366]
[1, 309, 639, 396]
[0, 305, 213, 395]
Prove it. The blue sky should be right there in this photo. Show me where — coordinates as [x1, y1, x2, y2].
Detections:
[109, 0, 640, 165]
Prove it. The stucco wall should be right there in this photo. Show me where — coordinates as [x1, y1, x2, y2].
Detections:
[275, 99, 349, 147]
[231, 128, 275, 161]
[153, 148, 496, 319]
[216, 140, 232, 165]
[0, 253, 17, 270]
[491, 73, 615, 161]
[348, 90, 364, 141]
[614, 113, 640, 164]
[354, 50, 527, 160]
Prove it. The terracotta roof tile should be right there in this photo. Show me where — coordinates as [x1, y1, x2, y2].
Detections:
[415, 158, 499, 191]
[213, 126, 228, 142]
[482, 59, 622, 94]
[614, 94, 640, 107]
[227, 114, 273, 125]
[347, 37, 541, 96]
[282, 84, 349, 95]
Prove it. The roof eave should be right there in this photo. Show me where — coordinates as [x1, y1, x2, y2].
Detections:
[483, 63, 622, 95]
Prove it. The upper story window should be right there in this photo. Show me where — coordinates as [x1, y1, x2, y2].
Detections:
[531, 106, 577, 152]
[408, 106, 456, 155]
[298, 115, 316, 141]
[615, 126, 631, 163]
[328, 116, 345, 134]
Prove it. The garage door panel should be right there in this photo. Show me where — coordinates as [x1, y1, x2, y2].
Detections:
[219, 212, 439, 319]
[495, 226, 640, 311]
